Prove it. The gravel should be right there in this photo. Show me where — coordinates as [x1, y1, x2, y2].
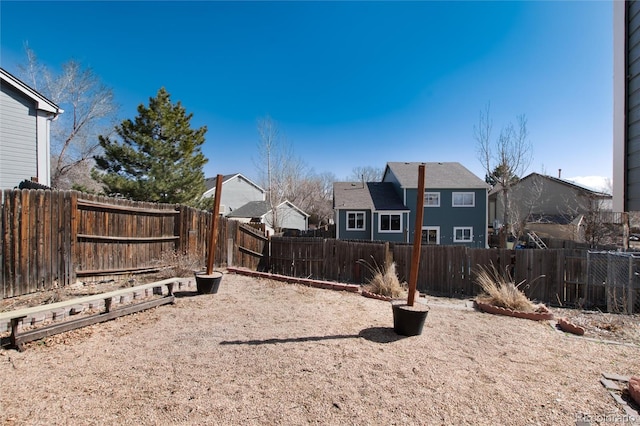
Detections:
[1, 271, 638, 425]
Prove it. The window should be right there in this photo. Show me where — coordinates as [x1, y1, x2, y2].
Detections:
[424, 192, 440, 207]
[347, 212, 365, 230]
[453, 227, 473, 242]
[452, 192, 475, 207]
[379, 213, 402, 232]
[421, 227, 440, 244]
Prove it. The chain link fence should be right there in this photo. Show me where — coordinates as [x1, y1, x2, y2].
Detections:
[587, 251, 640, 314]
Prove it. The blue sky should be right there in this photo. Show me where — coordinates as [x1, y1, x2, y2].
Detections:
[1, 1, 614, 189]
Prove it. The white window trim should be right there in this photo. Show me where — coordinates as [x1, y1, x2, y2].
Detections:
[423, 226, 440, 245]
[452, 192, 475, 207]
[346, 211, 366, 231]
[424, 191, 440, 207]
[453, 226, 473, 242]
[378, 211, 403, 233]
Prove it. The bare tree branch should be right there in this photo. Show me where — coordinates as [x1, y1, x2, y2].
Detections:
[18, 47, 119, 189]
[475, 103, 532, 247]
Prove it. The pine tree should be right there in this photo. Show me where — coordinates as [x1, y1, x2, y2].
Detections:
[93, 88, 208, 205]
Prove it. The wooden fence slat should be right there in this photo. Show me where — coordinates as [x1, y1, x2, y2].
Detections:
[0, 188, 636, 313]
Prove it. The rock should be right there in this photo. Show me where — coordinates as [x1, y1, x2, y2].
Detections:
[629, 376, 640, 406]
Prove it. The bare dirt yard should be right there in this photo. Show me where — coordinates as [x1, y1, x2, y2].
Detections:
[1, 271, 639, 425]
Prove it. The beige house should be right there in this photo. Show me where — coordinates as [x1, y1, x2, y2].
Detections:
[489, 173, 612, 243]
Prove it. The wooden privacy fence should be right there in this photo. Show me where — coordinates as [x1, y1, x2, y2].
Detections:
[270, 238, 390, 284]
[1, 189, 268, 299]
[269, 237, 639, 312]
[3, 188, 637, 313]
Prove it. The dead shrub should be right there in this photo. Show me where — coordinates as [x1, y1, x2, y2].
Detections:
[358, 257, 405, 298]
[474, 263, 539, 312]
[153, 251, 202, 279]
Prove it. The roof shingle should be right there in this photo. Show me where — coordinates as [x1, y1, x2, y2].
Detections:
[384, 162, 487, 189]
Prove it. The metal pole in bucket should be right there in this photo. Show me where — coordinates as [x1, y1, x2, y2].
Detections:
[196, 174, 225, 294]
[206, 174, 224, 275]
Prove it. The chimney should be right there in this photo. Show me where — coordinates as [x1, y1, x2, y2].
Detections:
[558, 169, 562, 179]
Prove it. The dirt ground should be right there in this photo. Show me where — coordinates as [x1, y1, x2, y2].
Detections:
[1, 271, 639, 425]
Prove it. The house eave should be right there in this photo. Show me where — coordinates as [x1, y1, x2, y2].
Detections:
[1, 68, 62, 117]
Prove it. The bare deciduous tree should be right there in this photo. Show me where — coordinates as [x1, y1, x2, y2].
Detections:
[19, 47, 118, 190]
[254, 116, 336, 231]
[559, 181, 617, 248]
[254, 115, 307, 231]
[347, 166, 384, 182]
[287, 171, 336, 228]
[475, 103, 532, 247]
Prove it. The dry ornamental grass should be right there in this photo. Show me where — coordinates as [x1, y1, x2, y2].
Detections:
[1, 271, 639, 425]
[474, 263, 542, 312]
[358, 258, 405, 299]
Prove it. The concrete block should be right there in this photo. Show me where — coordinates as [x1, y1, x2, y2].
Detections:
[26, 312, 46, 326]
[89, 300, 105, 310]
[69, 304, 85, 315]
[51, 309, 66, 321]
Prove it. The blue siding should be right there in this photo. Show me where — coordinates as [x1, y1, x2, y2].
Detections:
[372, 211, 409, 242]
[406, 188, 487, 247]
[337, 209, 371, 240]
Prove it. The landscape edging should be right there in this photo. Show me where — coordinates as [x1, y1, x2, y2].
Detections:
[227, 267, 360, 293]
[474, 300, 554, 321]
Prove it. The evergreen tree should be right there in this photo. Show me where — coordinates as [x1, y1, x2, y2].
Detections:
[485, 162, 519, 187]
[93, 88, 208, 205]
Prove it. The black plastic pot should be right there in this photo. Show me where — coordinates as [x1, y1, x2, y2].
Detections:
[195, 271, 223, 294]
[392, 302, 429, 336]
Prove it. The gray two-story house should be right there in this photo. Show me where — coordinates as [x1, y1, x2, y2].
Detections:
[0, 68, 62, 189]
[334, 162, 489, 247]
[202, 173, 265, 216]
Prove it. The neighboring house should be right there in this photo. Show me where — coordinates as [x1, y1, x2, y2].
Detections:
[333, 162, 489, 247]
[202, 173, 265, 216]
[227, 200, 309, 236]
[0, 68, 62, 189]
[489, 172, 613, 242]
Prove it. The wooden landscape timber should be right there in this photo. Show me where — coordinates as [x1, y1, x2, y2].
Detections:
[4, 279, 181, 351]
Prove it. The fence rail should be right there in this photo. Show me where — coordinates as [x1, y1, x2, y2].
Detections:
[2, 189, 639, 313]
[1, 189, 266, 299]
[269, 237, 640, 313]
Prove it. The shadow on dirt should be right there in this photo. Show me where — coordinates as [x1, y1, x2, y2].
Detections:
[218, 327, 408, 346]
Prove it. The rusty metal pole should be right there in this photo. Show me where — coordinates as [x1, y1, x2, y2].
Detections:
[206, 174, 224, 275]
[407, 164, 425, 307]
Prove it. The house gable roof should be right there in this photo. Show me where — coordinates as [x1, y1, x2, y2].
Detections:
[0, 68, 62, 115]
[383, 162, 488, 189]
[333, 181, 408, 211]
[489, 173, 612, 198]
[278, 200, 310, 218]
[227, 200, 270, 218]
[227, 199, 310, 219]
[524, 173, 610, 197]
[333, 182, 374, 210]
[202, 173, 265, 197]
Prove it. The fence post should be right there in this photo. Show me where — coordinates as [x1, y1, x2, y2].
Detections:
[227, 238, 234, 267]
[66, 191, 76, 286]
[384, 242, 392, 267]
[175, 205, 183, 254]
